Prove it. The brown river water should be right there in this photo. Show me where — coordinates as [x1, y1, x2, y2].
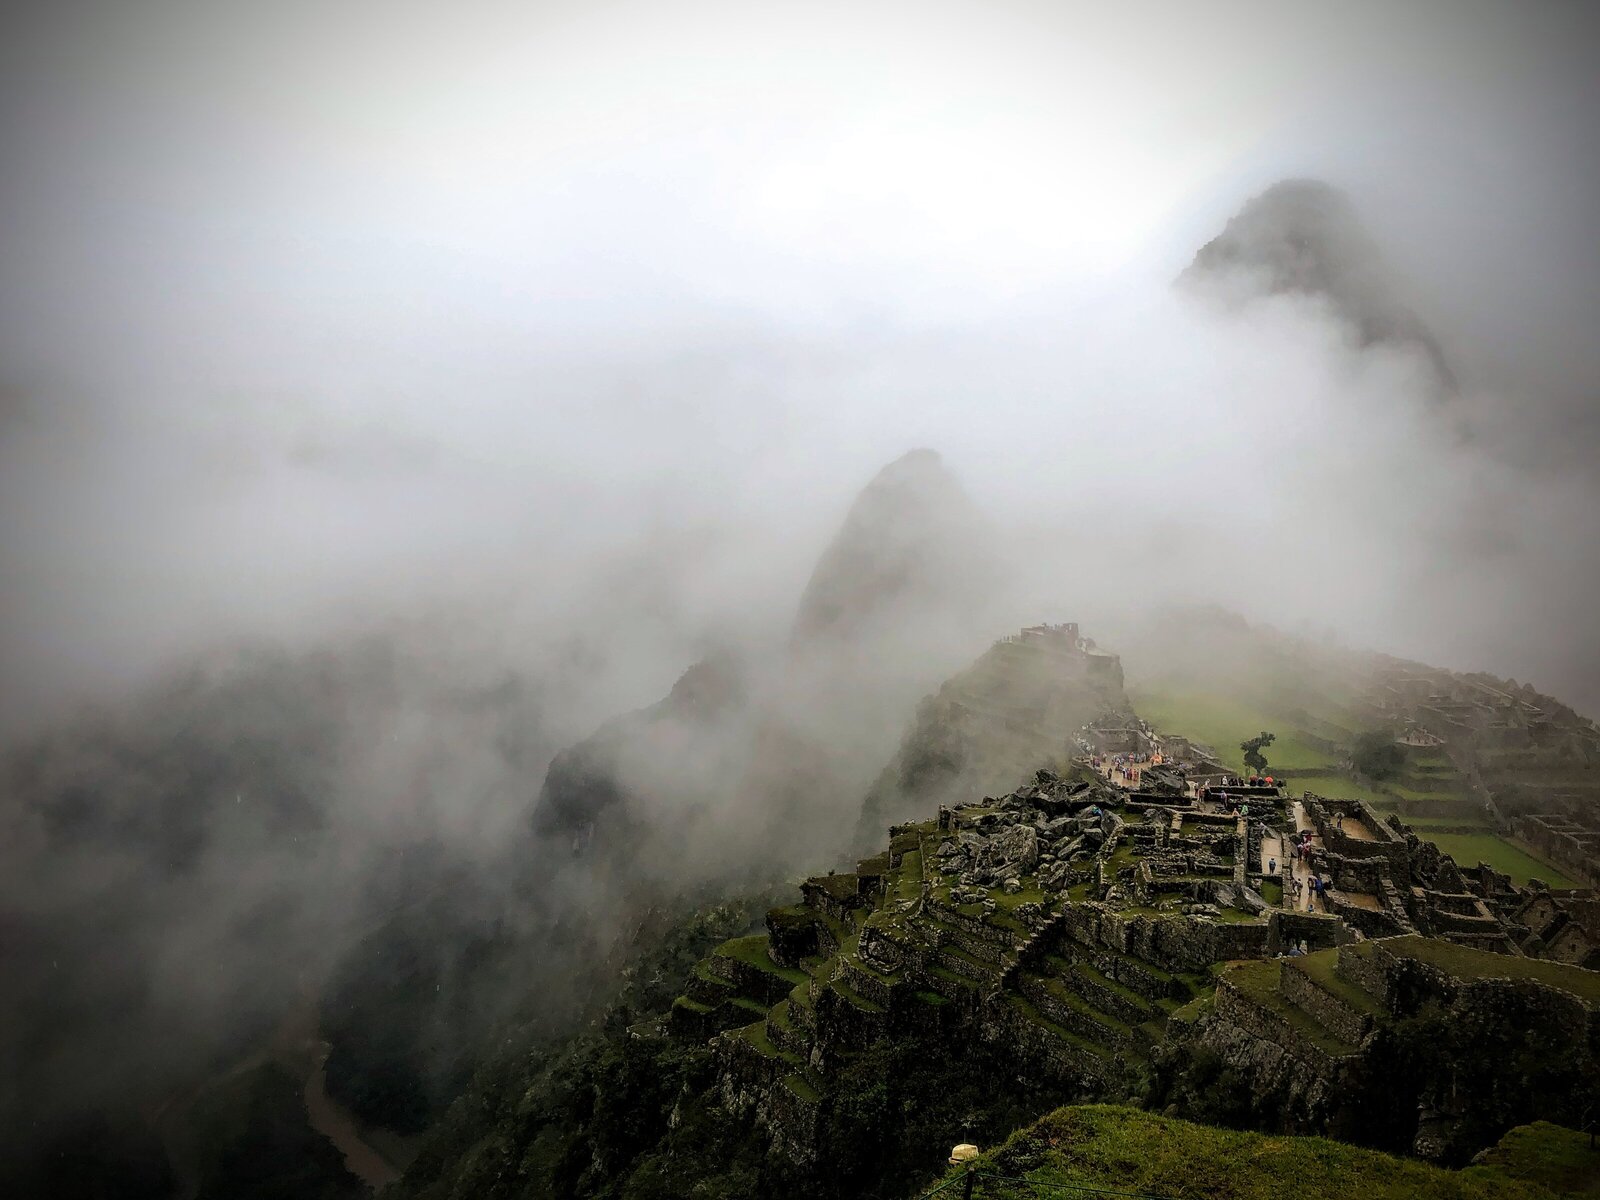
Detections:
[149, 996, 411, 1195]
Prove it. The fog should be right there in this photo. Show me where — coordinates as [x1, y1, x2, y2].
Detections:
[2, 0, 1598, 1173]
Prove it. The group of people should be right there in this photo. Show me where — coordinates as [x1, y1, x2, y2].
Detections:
[1217, 794, 1252, 817]
[1288, 828, 1317, 864]
[1289, 872, 1328, 910]
[1284, 828, 1329, 910]
[1091, 750, 1161, 785]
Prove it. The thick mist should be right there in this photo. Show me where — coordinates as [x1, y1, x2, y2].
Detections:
[2, 0, 1598, 1174]
[3, 0, 1596, 728]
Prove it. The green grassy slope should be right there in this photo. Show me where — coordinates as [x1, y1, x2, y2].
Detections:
[935, 1105, 1588, 1200]
[1422, 834, 1582, 889]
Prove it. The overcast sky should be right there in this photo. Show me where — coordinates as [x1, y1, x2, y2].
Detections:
[2, 0, 1598, 729]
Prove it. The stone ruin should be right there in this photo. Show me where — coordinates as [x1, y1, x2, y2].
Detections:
[654, 764, 1600, 1169]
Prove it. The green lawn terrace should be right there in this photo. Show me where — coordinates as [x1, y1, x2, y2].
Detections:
[1128, 684, 1486, 826]
[669, 932, 812, 1040]
[1198, 937, 1600, 1161]
[1129, 688, 1346, 778]
[1129, 682, 1593, 893]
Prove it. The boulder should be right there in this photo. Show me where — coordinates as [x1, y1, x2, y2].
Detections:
[983, 823, 1040, 874]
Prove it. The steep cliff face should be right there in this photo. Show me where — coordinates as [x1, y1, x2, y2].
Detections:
[1181, 179, 1455, 391]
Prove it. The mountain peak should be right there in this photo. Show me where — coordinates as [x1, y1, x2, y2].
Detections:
[790, 449, 987, 648]
[1182, 178, 1454, 389]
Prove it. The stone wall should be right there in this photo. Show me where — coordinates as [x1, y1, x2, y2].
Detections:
[1272, 910, 1349, 955]
[1055, 900, 1273, 975]
[1279, 959, 1373, 1045]
[1213, 972, 1357, 1076]
[801, 873, 873, 923]
[1306, 797, 1411, 880]
[1324, 892, 1410, 939]
[1333, 942, 1390, 1003]
[1514, 815, 1600, 887]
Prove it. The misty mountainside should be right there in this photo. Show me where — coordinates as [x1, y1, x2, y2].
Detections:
[791, 448, 993, 649]
[386, 620, 1600, 1200]
[854, 624, 1132, 845]
[528, 447, 1000, 878]
[1182, 179, 1456, 391]
[0, 633, 564, 1178]
[748, 448, 1003, 864]
[306, 449, 1003, 1145]
[533, 652, 752, 848]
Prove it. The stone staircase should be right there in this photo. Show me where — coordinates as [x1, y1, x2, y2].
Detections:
[987, 907, 1072, 1001]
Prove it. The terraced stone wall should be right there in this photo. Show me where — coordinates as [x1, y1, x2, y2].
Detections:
[1213, 964, 1359, 1077]
[1278, 959, 1375, 1045]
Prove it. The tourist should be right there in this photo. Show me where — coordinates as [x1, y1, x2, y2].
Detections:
[1336, 812, 1345, 831]
[1298, 939, 1310, 956]
[1268, 857, 1277, 874]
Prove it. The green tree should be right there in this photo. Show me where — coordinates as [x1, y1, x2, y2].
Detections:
[1240, 731, 1275, 776]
